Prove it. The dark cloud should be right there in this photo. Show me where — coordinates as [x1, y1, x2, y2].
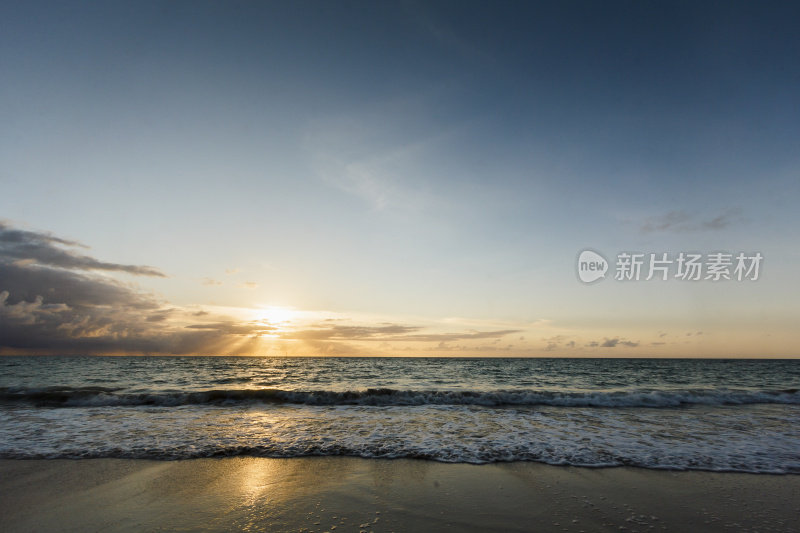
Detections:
[0, 262, 158, 309]
[0, 288, 164, 353]
[0, 221, 165, 277]
[0, 224, 85, 247]
[0, 222, 237, 354]
[0, 279, 242, 354]
[638, 207, 744, 233]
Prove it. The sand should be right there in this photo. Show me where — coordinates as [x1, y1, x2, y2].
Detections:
[1, 458, 798, 532]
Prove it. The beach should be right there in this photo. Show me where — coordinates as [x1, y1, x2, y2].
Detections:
[2, 458, 798, 532]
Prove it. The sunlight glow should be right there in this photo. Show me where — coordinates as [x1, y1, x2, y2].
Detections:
[253, 306, 300, 329]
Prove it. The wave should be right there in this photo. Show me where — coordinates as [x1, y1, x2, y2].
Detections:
[1, 443, 797, 474]
[2, 386, 799, 408]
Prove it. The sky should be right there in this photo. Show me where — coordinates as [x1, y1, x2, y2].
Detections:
[1, 1, 799, 357]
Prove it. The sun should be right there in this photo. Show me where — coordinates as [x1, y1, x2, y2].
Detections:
[252, 306, 299, 328]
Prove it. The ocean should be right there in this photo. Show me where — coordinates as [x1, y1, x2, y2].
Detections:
[1, 356, 798, 473]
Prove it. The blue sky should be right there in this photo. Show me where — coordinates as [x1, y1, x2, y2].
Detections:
[1, 1, 798, 356]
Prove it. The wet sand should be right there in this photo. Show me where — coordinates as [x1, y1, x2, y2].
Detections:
[1, 458, 798, 532]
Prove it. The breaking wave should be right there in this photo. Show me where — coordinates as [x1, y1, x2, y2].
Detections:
[2, 386, 799, 408]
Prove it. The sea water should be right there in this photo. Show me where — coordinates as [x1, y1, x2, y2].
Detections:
[1, 356, 798, 473]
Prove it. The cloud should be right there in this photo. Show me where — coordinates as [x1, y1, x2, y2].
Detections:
[0, 222, 255, 355]
[0, 221, 165, 277]
[238, 281, 259, 289]
[283, 322, 520, 343]
[541, 335, 577, 351]
[304, 96, 455, 213]
[284, 323, 421, 341]
[0, 261, 158, 309]
[586, 337, 639, 348]
[0, 286, 162, 353]
[202, 277, 223, 286]
[407, 3, 492, 65]
[397, 329, 521, 342]
[637, 207, 744, 233]
[185, 321, 277, 336]
[146, 309, 174, 322]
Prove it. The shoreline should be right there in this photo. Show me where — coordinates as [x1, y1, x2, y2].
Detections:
[2, 458, 798, 532]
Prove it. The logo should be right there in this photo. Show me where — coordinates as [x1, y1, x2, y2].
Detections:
[577, 249, 608, 283]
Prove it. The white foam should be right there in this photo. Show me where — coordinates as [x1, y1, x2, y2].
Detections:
[1, 403, 798, 473]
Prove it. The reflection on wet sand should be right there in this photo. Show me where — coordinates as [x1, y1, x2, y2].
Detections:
[2, 458, 799, 532]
